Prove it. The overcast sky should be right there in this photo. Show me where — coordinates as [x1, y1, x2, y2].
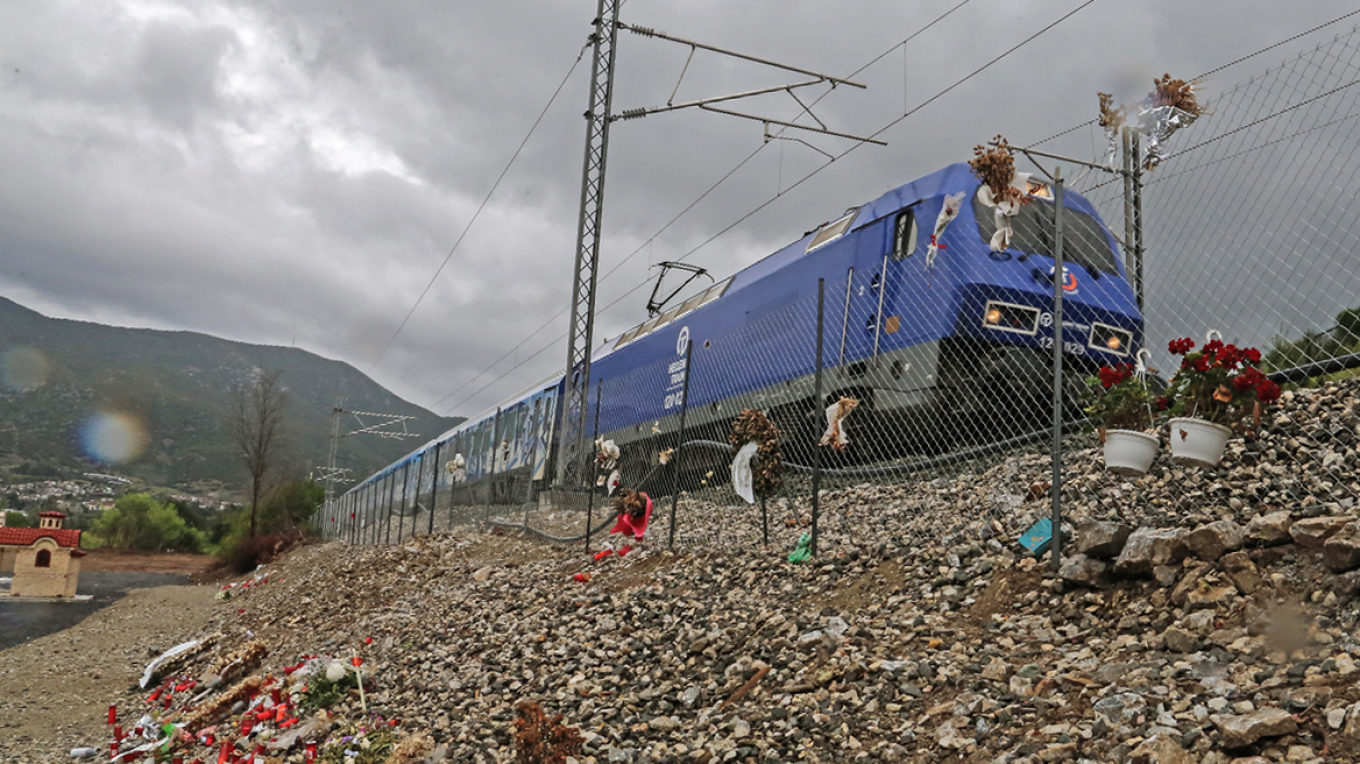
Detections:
[2, 0, 1356, 422]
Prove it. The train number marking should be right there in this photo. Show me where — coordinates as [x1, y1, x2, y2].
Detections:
[1039, 337, 1088, 355]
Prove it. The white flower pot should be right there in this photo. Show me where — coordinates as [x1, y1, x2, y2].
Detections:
[1103, 429, 1159, 476]
[1168, 417, 1233, 468]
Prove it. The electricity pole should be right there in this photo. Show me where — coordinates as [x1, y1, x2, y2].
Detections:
[320, 402, 421, 505]
[554, 5, 880, 486]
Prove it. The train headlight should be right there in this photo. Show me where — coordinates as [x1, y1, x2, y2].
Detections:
[980, 301, 1040, 335]
[1089, 323, 1132, 356]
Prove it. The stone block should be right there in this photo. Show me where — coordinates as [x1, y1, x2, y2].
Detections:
[1211, 708, 1297, 749]
[1245, 511, 1293, 546]
[1186, 520, 1246, 561]
[1323, 521, 1360, 572]
[1115, 528, 1189, 577]
[1289, 516, 1353, 549]
[1076, 521, 1133, 560]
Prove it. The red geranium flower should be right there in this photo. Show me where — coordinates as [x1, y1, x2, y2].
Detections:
[1256, 379, 1282, 403]
[1164, 336, 1277, 427]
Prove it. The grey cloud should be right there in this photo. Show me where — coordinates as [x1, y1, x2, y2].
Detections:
[1, 0, 1357, 421]
[133, 21, 238, 129]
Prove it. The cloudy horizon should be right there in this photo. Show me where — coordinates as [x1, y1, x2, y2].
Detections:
[3, 0, 1357, 423]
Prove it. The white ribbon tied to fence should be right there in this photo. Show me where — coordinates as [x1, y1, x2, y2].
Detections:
[731, 440, 760, 504]
[925, 192, 965, 274]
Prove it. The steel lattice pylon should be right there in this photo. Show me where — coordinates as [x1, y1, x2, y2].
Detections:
[556, 0, 621, 485]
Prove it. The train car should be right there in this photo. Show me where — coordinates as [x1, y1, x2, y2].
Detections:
[342, 162, 1140, 511]
[583, 162, 1140, 477]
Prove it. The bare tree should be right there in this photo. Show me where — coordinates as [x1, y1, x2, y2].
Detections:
[232, 369, 287, 538]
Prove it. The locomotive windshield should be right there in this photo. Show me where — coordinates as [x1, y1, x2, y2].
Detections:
[971, 192, 1118, 276]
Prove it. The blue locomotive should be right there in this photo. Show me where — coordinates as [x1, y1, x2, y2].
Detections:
[348, 162, 1141, 506]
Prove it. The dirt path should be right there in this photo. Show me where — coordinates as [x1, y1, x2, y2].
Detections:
[0, 584, 220, 763]
[77, 549, 216, 575]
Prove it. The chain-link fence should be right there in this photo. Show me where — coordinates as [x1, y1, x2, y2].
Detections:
[321, 25, 1360, 565]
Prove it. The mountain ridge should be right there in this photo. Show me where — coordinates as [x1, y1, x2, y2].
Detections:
[0, 295, 462, 491]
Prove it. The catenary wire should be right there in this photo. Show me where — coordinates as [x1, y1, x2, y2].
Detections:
[1079, 72, 1360, 193]
[439, 0, 1095, 416]
[1026, 7, 1360, 149]
[365, 43, 589, 374]
[435, 1, 979, 411]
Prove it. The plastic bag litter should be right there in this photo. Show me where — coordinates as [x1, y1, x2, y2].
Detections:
[925, 191, 965, 274]
[140, 639, 201, 689]
[818, 397, 858, 451]
[730, 441, 759, 504]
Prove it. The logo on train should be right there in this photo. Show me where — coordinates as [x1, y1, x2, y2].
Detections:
[664, 326, 691, 410]
[1048, 265, 1078, 295]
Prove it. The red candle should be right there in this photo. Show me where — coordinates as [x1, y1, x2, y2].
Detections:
[217, 743, 232, 764]
[305, 742, 317, 763]
[108, 705, 117, 724]
[113, 724, 122, 741]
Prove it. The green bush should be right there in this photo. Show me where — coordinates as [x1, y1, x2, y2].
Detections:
[257, 479, 324, 535]
[85, 494, 206, 552]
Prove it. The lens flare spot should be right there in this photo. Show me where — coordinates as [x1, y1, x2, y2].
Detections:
[0, 347, 51, 392]
[80, 411, 148, 464]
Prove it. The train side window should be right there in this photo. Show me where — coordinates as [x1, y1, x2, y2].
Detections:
[806, 208, 858, 252]
[699, 277, 732, 307]
[679, 292, 706, 315]
[892, 209, 918, 260]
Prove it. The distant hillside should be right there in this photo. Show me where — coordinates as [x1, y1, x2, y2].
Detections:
[0, 296, 462, 491]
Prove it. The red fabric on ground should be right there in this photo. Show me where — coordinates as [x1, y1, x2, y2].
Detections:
[609, 494, 653, 540]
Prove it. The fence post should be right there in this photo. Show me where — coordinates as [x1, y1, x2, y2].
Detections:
[1050, 171, 1066, 571]
[761, 495, 769, 546]
[810, 278, 826, 557]
[668, 339, 694, 551]
[525, 402, 542, 529]
[360, 486, 369, 545]
[529, 402, 544, 507]
[585, 379, 602, 554]
[385, 469, 397, 545]
[1132, 133, 1145, 315]
[486, 407, 502, 525]
[400, 460, 413, 542]
[367, 484, 375, 545]
[429, 442, 442, 536]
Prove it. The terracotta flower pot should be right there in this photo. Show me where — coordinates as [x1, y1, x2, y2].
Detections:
[1103, 429, 1159, 476]
[1168, 417, 1233, 468]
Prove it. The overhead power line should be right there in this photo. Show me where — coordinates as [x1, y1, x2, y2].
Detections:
[437, 0, 1093, 417]
[434, 0, 980, 414]
[365, 44, 589, 374]
[1027, 6, 1360, 149]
